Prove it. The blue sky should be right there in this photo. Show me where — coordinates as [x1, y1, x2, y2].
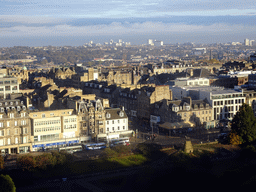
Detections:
[0, 0, 256, 46]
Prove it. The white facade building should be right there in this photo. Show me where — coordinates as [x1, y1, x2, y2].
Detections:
[170, 86, 246, 121]
[103, 108, 131, 141]
[0, 75, 19, 99]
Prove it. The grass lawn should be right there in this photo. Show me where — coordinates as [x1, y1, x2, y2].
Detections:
[29, 153, 149, 180]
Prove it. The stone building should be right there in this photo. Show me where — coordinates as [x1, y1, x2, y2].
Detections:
[76, 99, 106, 142]
[49, 67, 76, 80]
[99, 70, 140, 85]
[0, 99, 31, 154]
[118, 88, 139, 117]
[153, 97, 213, 129]
[137, 85, 172, 121]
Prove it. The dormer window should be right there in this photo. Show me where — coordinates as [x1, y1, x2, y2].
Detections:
[172, 105, 179, 112]
[106, 113, 111, 118]
[119, 111, 124, 117]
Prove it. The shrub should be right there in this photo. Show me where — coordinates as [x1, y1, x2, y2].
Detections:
[228, 131, 242, 145]
[17, 155, 36, 171]
[35, 153, 57, 169]
[0, 174, 16, 192]
[0, 155, 4, 170]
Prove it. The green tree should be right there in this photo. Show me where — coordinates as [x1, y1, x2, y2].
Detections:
[0, 174, 16, 192]
[231, 103, 256, 145]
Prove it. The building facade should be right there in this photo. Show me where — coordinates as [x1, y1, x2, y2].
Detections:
[29, 109, 80, 152]
[0, 99, 30, 154]
[0, 76, 19, 99]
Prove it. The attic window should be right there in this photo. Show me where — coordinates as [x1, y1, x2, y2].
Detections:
[119, 111, 124, 117]
[106, 113, 111, 118]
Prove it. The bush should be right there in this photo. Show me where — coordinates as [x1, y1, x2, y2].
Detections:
[35, 153, 57, 170]
[111, 145, 132, 155]
[102, 148, 118, 159]
[17, 155, 36, 171]
[228, 131, 242, 145]
[17, 151, 72, 171]
[0, 174, 16, 192]
[0, 155, 4, 170]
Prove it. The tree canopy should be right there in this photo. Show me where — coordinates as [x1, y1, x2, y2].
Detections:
[0, 174, 16, 192]
[231, 103, 256, 145]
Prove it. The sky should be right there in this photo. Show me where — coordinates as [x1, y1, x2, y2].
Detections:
[0, 0, 256, 47]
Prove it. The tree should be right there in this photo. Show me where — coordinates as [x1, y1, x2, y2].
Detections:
[227, 131, 242, 145]
[16, 155, 36, 171]
[0, 174, 16, 192]
[231, 103, 256, 145]
[0, 155, 4, 170]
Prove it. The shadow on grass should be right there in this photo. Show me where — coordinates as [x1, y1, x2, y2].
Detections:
[3, 143, 169, 189]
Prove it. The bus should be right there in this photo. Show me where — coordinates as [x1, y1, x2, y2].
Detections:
[84, 143, 106, 150]
[58, 145, 83, 153]
[110, 137, 130, 147]
[110, 137, 129, 143]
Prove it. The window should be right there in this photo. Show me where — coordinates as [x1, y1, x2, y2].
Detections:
[119, 111, 124, 117]
[123, 126, 125, 130]
[107, 121, 109, 125]
[7, 129, 10, 135]
[21, 120, 26, 126]
[118, 126, 120, 130]
[0, 139, 3, 146]
[112, 120, 114, 124]
[23, 128, 27, 134]
[112, 127, 114, 131]
[0, 130, 4, 136]
[107, 128, 109, 131]
[106, 113, 111, 118]
[0, 122, 3, 127]
[15, 121, 17, 126]
[23, 136, 27, 143]
[15, 137, 18, 144]
[7, 122, 10, 127]
[15, 129, 18, 134]
[10, 113, 14, 118]
[42, 114, 45, 118]
[7, 138, 10, 145]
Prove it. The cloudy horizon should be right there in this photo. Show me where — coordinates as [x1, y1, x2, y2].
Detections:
[1, 0, 256, 47]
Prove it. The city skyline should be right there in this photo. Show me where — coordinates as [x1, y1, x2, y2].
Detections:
[0, 0, 256, 47]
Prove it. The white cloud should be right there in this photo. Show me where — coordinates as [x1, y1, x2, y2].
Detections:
[0, 15, 66, 24]
[0, 21, 255, 37]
